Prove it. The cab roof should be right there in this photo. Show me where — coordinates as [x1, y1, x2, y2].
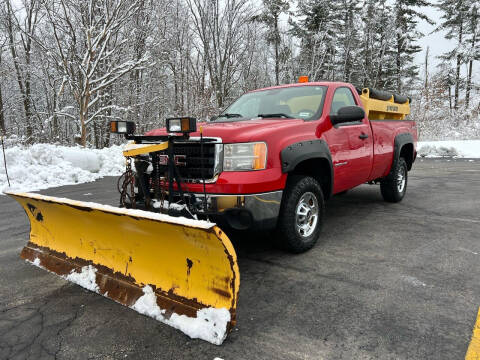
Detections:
[249, 81, 352, 93]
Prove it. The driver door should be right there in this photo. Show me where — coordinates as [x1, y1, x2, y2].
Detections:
[328, 87, 373, 192]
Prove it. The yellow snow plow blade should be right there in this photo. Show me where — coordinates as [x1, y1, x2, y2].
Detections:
[7, 191, 239, 344]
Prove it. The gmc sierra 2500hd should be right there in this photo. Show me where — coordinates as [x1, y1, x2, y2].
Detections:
[135, 79, 417, 253]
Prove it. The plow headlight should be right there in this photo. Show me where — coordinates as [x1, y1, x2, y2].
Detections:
[166, 117, 197, 134]
[110, 121, 136, 134]
[223, 142, 267, 171]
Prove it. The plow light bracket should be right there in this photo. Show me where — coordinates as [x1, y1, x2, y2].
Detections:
[110, 120, 136, 135]
[166, 117, 197, 134]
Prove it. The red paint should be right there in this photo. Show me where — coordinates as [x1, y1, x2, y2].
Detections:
[147, 82, 417, 195]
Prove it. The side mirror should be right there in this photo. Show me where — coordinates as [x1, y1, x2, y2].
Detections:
[330, 106, 365, 125]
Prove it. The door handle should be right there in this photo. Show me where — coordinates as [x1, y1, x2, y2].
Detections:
[359, 133, 369, 140]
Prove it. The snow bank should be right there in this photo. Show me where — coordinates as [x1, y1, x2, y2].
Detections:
[132, 286, 231, 345]
[418, 140, 480, 158]
[0, 144, 125, 193]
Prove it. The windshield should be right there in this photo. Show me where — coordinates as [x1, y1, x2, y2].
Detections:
[218, 85, 327, 121]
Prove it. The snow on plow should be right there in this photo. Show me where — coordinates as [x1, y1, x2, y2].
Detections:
[7, 191, 239, 345]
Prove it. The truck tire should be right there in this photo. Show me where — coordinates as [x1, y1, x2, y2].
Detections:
[277, 176, 325, 253]
[380, 157, 408, 203]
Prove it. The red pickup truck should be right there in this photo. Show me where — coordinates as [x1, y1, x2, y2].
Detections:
[135, 81, 417, 253]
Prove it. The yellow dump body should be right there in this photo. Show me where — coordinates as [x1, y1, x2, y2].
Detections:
[359, 88, 411, 120]
[7, 191, 239, 344]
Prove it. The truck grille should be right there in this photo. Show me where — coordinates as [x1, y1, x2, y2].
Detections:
[157, 142, 219, 182]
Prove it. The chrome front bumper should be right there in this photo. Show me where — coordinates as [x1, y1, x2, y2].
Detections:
[193, 191, 283, 230]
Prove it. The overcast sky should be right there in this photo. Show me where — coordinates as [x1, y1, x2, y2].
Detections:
[415, 1, 452, 70]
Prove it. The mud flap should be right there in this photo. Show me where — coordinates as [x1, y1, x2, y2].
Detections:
[7, 191, 239, 345]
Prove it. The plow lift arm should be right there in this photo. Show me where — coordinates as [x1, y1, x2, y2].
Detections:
[116, 118, 212, 218]
[6, 117, 239, 345]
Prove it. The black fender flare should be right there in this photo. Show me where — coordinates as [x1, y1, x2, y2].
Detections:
[280, 139, 334, 198]
[393, 133, 414, 171]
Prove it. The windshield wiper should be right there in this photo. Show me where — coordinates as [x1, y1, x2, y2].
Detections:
[257, 113, 293, 119]
[217, 113, 243, 119]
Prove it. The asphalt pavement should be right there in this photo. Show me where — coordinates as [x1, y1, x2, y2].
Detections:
[1, 158, 479, 360]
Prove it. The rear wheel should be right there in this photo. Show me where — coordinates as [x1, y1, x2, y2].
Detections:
[380, 157, 408, 203]
[277, 176, 325, 253]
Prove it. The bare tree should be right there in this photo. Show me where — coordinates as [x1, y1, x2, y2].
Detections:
[187, 0, 254, 109]
[38, 0, 150, 146]
[3, 0, 40, 142]
[0, 47, 5, 134]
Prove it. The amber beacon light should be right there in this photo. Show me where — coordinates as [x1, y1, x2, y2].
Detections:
[298, 76, 309, 83]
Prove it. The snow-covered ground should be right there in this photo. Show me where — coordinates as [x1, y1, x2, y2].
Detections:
[0, 140, 478, 194]
[0, 144, 125, 193]
[418, 140, 480, 158]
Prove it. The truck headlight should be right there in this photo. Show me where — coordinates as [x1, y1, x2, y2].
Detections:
[223, 142, 267, 171]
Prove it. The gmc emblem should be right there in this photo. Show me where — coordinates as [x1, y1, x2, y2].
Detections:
[158, 154, 187, 166]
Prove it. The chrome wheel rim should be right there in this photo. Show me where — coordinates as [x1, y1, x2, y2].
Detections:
[295, 192, 319, 238]
[397, 165, 406, 193]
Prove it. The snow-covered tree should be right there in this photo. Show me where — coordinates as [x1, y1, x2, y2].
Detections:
[393, 0, 433, 93]
[38, 0, 151, 146]
[3, 0, 41, 142]
[435, 0, 470, 109]
[254, 0, 290, 85]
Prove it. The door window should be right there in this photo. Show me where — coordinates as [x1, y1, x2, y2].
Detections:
[330, 87, 356, 115]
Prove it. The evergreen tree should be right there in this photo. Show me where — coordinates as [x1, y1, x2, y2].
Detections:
[358, 0, 397, 89]
[394, 0, 433, 94]
[464, 3, 480, 107]
[254, 0, 290, 85]
[336, 0, 363, 84]
[290, 0, 340, 81]
[435, 0, 470, 109]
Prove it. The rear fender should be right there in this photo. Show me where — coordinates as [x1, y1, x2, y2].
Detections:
[393, 133, 414, 171]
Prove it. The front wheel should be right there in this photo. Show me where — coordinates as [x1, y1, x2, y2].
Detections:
[380, 157, 408, 203]
[277, 176, 325, 253]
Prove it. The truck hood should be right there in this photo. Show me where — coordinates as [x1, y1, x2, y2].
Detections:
[146, 118, 305, 143]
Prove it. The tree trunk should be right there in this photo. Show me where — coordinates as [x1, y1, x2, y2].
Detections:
[466, 60, 473, 108]
[104, 121, 111, 148]
[24, 42, 33, 140]
[396, 31, 402, 93]
[80, 112, 87, 146]
[454, 20, 463, 110]
[52, 87, 59, 140]
[449, 85, 452, 110]
[0, 52, 5, 134]
[274, 14, 280, 85]
[80, 94, 89, 146]
[424, 47, 429, 104]
[466, 18, 476, 108]
[395, 0, 403, 94]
